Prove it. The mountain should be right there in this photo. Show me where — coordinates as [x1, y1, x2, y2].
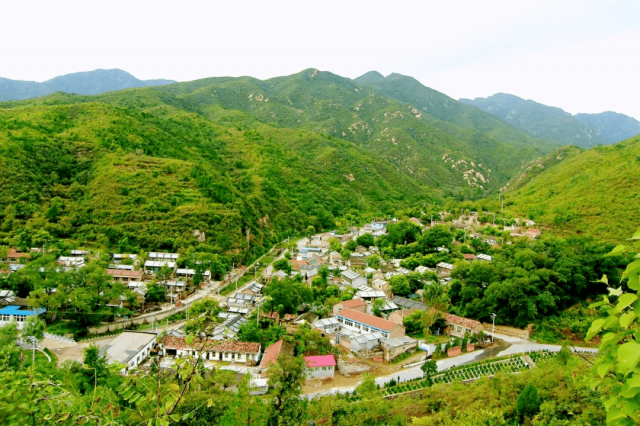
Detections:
[505, 135, 640, 242]
[0, 69, 175, 101]
[149, 69, 558, 194]
[0, 68, 561, 258]
[574, 111, 640, 144]
[459, 93, 609, 148]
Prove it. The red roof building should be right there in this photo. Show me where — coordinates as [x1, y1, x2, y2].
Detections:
[336, 308, 406, 338]
[7, 248, 30, 262]
[107, 269, 143, 282]
[463, 254, 476, 261]
[444, 313, 484, 338]
[259, 339, 293, 373]
[332, 298, 366, 315]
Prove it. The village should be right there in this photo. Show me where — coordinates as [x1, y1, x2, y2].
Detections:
[0, 211, 546, 396]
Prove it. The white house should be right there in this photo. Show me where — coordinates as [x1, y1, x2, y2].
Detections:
[161, 336, 261, 365]
[341, 270, 367, 288]
[0, 305, 46, 330]
[99, 331, 157, 373]
[305, 355, 336, 379]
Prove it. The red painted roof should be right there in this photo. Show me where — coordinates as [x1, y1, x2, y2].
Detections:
[337, 308, 399, 331]
[162, 336, 260, 353]
[305, 355, 336, 368]
[463, 254, 476, 260]
[7, 248, 30, 259]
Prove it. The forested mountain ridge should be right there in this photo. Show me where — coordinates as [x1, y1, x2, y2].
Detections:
[0, 69, 175, 101]
[505, 134, 640, 242]
[460, 93, 640, 147]
[150, 68, 559, 193]
[0, 68, 562, 257]
[0, 94, 431, 261]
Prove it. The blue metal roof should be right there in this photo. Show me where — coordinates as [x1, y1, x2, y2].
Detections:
[0, 305, 46, 316]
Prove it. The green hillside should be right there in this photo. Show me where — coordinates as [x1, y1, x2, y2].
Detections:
[506, 135, 640, 242]
[0, 99, 429, 260]
[0, 68, 564, 258]
[149, 69, 558, 194]
[460, 93, 611, 148]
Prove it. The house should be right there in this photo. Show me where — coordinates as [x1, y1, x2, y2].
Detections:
[70, 250, 90, 257]
[336, 308, 405, 339]
[476, 254, 492, 262]
[369, 246, 380, 254]
[212, 314, 247, 340]
[107, 269, 142, 283]
[58, 256, 85, 269]
[148, 252, 179, 261]
[271, 270, 288, 281]
[388, 308, 419, 325]
[336, 331, 384, 353]
[445, 313, 484, 337]
[241, 282, 264, 296]
[161, 336, 261, 365]
[305, 355, 336, 379]
[312, 317, 341, 335]
[176, 268, 211, 282]
[436, 262, 454, 277]
[332, 298, 366, 315]
[341, 270, 367, 288]
[0, 305, 46, 330]
[98, 331, 157, 373]
[259, 339, 293, 375]
[6, 248, 30, 263]
[396, 267, 411, 275]
[328, 251, 343, 266]
[463, 254, 476, 261]
[112, 254, 138, 265]
[371, 279, 390, 292]
[371, 220, 389, 231]
[355, 290, 386, 301]
[0, 290, 16, 306]
[524, 228, 542, 240]
[414, 266, 435, 274]
[300, 264, 319, 279]
[381, 336, 418, 362]
[391, 296, 427, 311]
[409, 217, 423, 226]
[144, 260, 177, 273]
[384, 271, 401, 280]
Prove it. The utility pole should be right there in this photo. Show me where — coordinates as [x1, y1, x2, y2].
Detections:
[491, 313, 497, 343]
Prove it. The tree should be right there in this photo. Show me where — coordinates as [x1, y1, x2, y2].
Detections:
[356, 233, 375, 248]
[213, 369, 237, 391]
[420, 225, 453, 252]
[421, 360, 437, 386]
[21, 315, 45, 341]
[367, 254, 382, 268]
[273, 258, 292, 274]
[267, 355, 308, 425]
[372, 298, 385, 317]
[585, 228, 640, 425]
[390, 275, 411, 297]
[516, 382, 541, 419]
[145, 282, 167, 304]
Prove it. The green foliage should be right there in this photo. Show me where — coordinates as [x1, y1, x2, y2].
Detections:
[516, 382, 542, 419]
[586, 228, 640, 425]
[273, 258, 292, 274]
[508, 135, 640, 243]
[262, 278, 312, 315]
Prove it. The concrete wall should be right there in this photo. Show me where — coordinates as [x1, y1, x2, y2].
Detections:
[389, 325, 406, 339]
[307, 365, 335, 379]
[482, 323, 530, 340]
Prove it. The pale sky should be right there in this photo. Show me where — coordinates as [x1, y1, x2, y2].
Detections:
[2, 0, 639, 119]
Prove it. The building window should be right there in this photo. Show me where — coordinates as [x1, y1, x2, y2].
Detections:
[457, 326, 462, 333]
[466, 328, 472, 335]
[16, 315, 25, 322]
[363, 326, 369, 332]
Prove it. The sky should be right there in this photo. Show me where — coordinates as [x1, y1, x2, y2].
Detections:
[2, 0, 640, 119]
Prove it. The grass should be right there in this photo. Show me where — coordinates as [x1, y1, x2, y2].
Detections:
[391, 352, 415, 364]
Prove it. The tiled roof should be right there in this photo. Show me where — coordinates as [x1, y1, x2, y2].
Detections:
[7, 248, 30, 259]
[259, 339, 293, 369]
[338, 299, 366, 309]
[463, 254, 476, 260]
[107, 269, 142, 278]
[162, 336, 260, 353]
[305, 355, 336, 368]
[337, 308, 398, 331]
[445, 313, 481, 329]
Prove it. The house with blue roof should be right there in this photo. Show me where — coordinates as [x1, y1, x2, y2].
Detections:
[0, 305, 46, 330]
